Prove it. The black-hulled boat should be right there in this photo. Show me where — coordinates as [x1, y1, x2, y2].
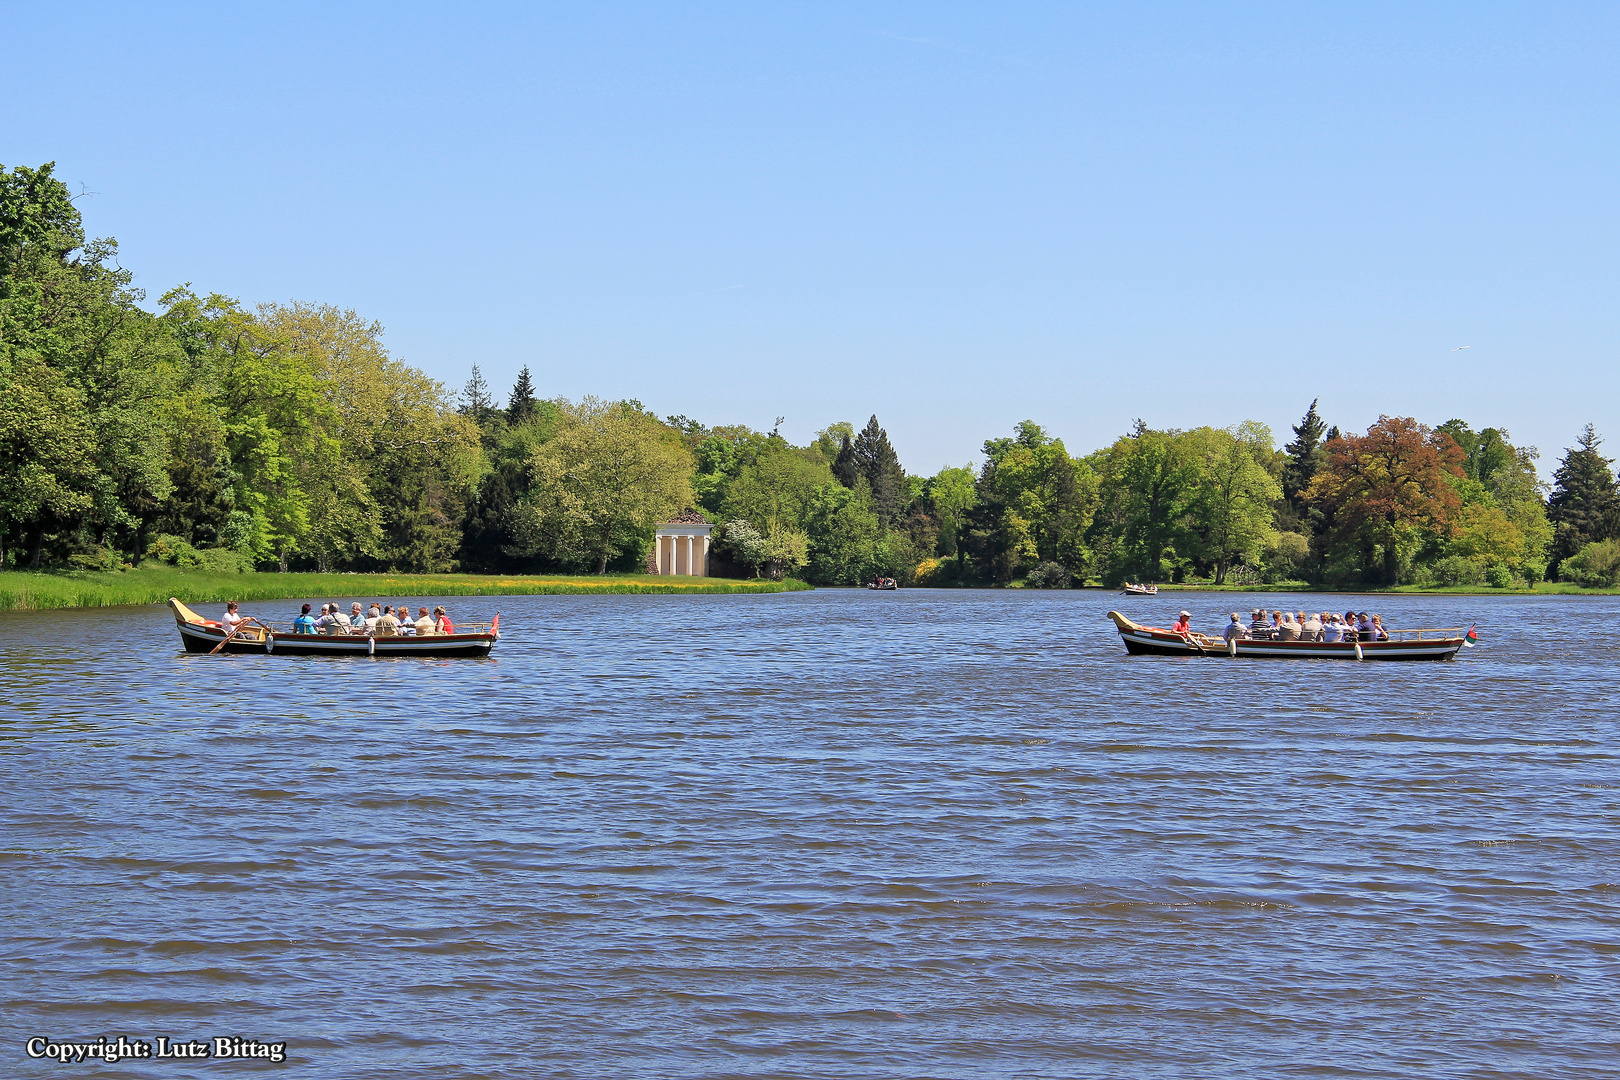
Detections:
[168, 599, 499, 658]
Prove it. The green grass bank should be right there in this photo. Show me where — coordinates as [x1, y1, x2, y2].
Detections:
[0, 566, 813, 612]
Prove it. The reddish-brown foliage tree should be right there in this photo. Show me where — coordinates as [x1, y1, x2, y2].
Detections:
[1305, 416, 1466, 584]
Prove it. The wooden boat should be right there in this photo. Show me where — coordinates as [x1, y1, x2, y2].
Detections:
[1121, 582, 1158, 596]
[168, 599, 499, 658]
[1107, 611, 1468, 661]
[867, 579, 899, 591]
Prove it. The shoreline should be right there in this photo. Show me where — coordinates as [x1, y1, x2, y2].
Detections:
[0, 568, 813, 612]
[1121, 582, 1618, 596]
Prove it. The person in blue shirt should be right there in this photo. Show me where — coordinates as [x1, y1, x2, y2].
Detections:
[293, 603, 319, 634]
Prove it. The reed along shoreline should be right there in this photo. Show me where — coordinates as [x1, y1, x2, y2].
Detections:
[0, 568, 813, 612]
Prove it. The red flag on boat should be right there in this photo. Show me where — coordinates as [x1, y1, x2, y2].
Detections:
[1463, 624, 1478, 647]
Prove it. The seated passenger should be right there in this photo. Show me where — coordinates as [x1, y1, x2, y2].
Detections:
[1249, 608, 1268, 636]
[414, 607, 436, 636]
[349, 603, 366, 632]
[293, 604, 319, 635]
[1356, 612, 1375, 642]
[364, 605, 382, 635]
[1300, 611, 1321, 640]
[375, 606, 400, 636]
[434, 606, 454, 634]
[1372, 614, 1389, 641]
[1321, 615, 1344, 643]
[395, 605, 416, 636]
[1223, 612, 1246, 643]
[1278, 611, 1299, 641]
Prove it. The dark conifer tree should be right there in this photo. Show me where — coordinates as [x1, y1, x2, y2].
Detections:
[832, 434, 859, 489]
[1282, 398, 1326, 508]
[1548, 424, 1620, 565]
[851, 415, 907, 527]
[461, 364, 494, 422]
[507, 366, 537, 424]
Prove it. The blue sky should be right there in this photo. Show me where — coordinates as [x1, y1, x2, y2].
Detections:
[4, 2, 1616, 475]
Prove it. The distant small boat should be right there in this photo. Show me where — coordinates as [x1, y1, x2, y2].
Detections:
[168, 599, 499, 658]
[867, 579, 898, 591]
[1121, 582, 1158, 596]
[1106, 611, 1468, 661]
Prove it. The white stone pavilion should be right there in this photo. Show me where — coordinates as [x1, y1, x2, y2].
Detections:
[652, 520, 713, 576]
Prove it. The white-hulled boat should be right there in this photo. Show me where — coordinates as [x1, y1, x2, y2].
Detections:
[1107, 611, 1469, 661]
[1121, 583, 1158, 596]
[168, 599, 499, 658]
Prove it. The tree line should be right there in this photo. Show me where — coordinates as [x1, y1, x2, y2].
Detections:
[6, 161, 1620, 588]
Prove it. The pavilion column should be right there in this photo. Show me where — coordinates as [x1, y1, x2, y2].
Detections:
[698, 535, 709, 577]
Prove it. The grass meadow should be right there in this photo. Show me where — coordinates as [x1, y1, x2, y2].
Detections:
[0, 565, 812, 612]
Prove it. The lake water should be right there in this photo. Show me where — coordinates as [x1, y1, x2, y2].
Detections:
[2, 589, 1617, 1078]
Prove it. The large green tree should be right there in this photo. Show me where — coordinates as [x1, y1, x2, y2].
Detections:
[513, 398, 694, 573]
[803, 482, 886, 584]
[1087, 425, 1202, 584]
[1187, 423, 1282, 584]
[2, 162, 180, 565]
[1546, 424, 1619, 569]
[979, 421, 1096, 576]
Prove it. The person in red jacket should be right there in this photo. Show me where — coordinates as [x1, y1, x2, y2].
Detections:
[1171, 610, 1192, 636]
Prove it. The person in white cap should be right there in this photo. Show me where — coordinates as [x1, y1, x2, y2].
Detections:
[1171, 610, 1192, 636]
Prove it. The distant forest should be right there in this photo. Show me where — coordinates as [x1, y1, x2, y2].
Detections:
[6, 161, 1620, 588]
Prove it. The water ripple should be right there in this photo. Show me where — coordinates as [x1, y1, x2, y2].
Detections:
[2, 589, 1618, 1078]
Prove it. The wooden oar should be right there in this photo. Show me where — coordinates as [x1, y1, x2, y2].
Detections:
[209, 617, 268, 655]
